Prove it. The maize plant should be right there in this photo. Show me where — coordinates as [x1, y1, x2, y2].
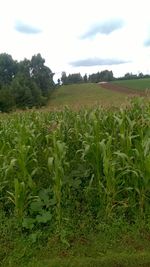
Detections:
[0, 98, 149, 231]
[7, 179, 38, 223]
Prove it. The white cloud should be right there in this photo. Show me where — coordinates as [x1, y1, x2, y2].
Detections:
[80, 19, 125, 39]
[0, 0, 150, 79]
[15, 21, 42, 34]
[70, 58, 130, 67]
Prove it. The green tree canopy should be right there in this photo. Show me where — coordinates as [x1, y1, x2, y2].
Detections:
[0, 53, 17, 87]
[61, 72, 83, 85]
[0, 53, 55, 112]
[30, 54, 55, 96]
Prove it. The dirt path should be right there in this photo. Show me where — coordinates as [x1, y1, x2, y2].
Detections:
[100, 82, 145, 96]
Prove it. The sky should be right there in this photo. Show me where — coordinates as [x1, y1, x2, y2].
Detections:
[1, 0, 150, 81]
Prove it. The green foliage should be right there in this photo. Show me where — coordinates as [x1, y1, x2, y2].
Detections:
[0, 53, 17, 87]
[0, 87, 15, 112]
[1, 99, 150, 266]
[0, 53, 55, 112]
[30, 53, 55, 96]
[60, 70, 114, 85]
[61, 72, 83, 85]
[7, 179, 38, 223]
[22, 188, 54, 229]
[89, 70, 114, 83]
[83, 73, 88, 83]
[11, 73, 44, 108]
[0, 99, 150, 228]
[118, 72, 150, 80]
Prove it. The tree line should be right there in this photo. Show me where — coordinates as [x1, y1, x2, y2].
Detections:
[60, 71, 150, 85]
[60, 70, 114, 85]
[117, 72, 150, 80]
[0, 53, 55, 112]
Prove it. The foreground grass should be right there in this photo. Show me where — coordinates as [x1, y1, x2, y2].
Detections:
[27, 253, 150, 267]
[48, 83, 127, 109]
[113, 78, 150, 91]
[1, 219, 150, 267]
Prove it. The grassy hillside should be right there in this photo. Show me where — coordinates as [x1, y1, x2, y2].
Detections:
[49, 83, 128, 109]
[113, 78, 150, 91]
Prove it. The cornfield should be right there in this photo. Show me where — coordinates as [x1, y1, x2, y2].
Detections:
[0, 98, 150, 234]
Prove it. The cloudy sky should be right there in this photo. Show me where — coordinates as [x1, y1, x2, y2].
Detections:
[1, 0, 150, 81]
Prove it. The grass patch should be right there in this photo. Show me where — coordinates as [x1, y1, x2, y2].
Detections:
[48, 83, 127, 109]
[1, 219, 150, 267]
[113, 78, 150, 91]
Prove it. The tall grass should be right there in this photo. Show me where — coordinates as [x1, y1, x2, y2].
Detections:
[0, 98, 150, 235]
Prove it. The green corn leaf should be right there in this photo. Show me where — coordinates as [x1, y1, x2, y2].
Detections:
[48, 157, 54, 172]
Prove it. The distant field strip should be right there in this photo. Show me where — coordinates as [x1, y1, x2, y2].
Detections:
[112, 78, 150, 91]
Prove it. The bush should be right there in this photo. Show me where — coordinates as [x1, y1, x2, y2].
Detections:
[0, 87, 15, 112]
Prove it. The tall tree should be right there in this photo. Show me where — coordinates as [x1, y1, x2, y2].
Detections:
[61, 72, 68, 85]
[83, 74, 88, 83]
[17, 58, 31, 79]
[0, 53, 55, 111]
[30, 54, 54, 96]
[0, 53, 17, 87]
